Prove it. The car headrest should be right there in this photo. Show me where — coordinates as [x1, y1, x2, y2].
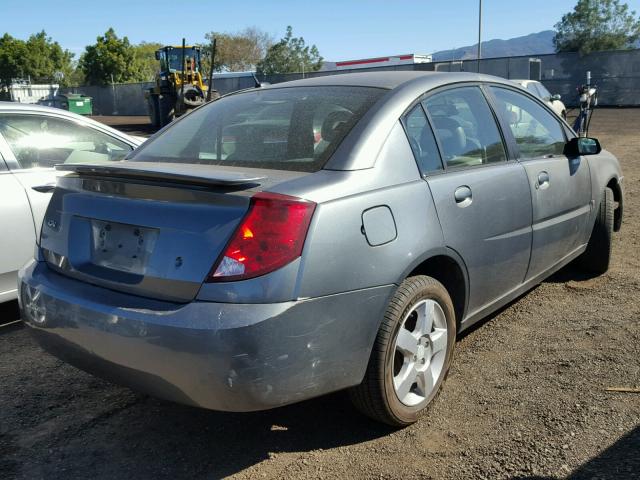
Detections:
[432, 116, 466, 155]
[321, 110, 352, 143]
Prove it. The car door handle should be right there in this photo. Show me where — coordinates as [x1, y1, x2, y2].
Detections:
[536, 171, 550, 190]
[454, 185, 472, 208]
[31, 183, 56, 193]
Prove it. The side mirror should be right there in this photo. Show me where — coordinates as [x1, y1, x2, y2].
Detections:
[551, 94, 561, 101]
[564, 137, 602, 157]
[154, 50, 161, 61]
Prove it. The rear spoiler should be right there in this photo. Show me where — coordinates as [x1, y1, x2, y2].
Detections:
[56, 162, 267, 187]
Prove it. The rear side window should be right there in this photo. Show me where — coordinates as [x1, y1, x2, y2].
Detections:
[132, 86, 387, 172]
[422, 86, 506, 168]
[403, 105, 443, 174]
[490, 86, 565, 159]
[526, 83, 539, 97]
[535, 83, 552, 100]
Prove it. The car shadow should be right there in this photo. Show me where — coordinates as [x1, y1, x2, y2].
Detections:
[544, 262, 601, 283]
[0, 299, 20, 327]
[457, 261, 597, 340]
[49, 390, 395, 479]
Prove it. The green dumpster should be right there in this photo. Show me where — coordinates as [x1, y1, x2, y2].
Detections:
[57, 93, 93, 115]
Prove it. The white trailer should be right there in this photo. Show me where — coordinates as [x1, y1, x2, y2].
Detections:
[9, 83, 59, 104]
[323, 54, 432, 71]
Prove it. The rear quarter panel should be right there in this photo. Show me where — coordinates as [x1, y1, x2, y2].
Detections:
[286, 122, 446, 298]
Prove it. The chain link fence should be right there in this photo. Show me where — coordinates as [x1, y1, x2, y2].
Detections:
[64, 49, 640, 116]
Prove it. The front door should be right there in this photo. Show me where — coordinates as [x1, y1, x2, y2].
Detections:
[488, 86, 592, 281]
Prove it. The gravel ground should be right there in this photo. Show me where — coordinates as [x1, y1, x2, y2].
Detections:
[1, 109, 638, 479]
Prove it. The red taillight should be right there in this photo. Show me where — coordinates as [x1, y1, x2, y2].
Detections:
[207, 192, 316, 282]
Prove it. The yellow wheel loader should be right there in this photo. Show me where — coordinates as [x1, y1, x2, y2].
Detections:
[146, 41, 219, 128]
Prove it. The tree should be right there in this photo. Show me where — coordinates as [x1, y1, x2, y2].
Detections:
[202, 27, 273, 72]
[0, 31, 74, 92]
[132, 41, 164, 82]
[554, 0, 640, 54]
[23, 31, 75, 84]
[256, 26, 323, 75]
[79, 28, 144, 85]
[0, 34, 27, 92]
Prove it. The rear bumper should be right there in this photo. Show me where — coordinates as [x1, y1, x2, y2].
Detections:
[19, 260, 393, 412]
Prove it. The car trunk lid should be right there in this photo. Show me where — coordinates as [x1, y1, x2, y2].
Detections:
[40, 162, 306, 302]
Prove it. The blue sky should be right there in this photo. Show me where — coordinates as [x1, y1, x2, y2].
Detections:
[3, 0, 640, 60]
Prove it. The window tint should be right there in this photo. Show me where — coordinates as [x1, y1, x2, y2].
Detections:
[490, 87, 565, 159]
[403, 105, 443, 174]
[132, 86, 386, 173]
[0, 114, 133, 170]
[422, 87, 506, 168]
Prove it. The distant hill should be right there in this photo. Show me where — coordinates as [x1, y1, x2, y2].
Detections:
[432, 30, 556, 61]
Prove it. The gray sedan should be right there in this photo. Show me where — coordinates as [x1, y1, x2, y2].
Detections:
[19, 72, 623, 426]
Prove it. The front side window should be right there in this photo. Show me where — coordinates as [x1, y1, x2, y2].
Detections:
[490, 86, 565, 160]
[166, 47, 200, 72]
[0, 114, 133, 170]
[132, 86, 386, 172]
[526, 83, 539, 97]
[422, 86, 506, 168]
[403, 105, 443, 174]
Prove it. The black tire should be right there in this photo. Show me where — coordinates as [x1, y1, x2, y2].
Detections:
[147, 95, 160, 129]
[579, 187, 614, 274]
[349, 275, 456, 427]
[158, 94, 175, 128]
[181, 85, 206, 108]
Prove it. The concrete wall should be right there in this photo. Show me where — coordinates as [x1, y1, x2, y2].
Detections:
[63, 49, 640, 115]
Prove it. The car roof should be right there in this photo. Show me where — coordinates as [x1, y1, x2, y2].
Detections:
[261, 71, 515, 91]
[0, 101, 142, 146]
[511, 79, 538, 85]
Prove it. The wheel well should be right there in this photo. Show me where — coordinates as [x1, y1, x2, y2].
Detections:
[408, 255, 466, 325]
[607, 178, 623, 231]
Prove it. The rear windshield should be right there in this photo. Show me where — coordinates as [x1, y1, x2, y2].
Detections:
[131, 86, 386, 172]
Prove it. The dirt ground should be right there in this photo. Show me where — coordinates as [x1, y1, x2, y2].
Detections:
[0, 109, 638, 479]
[90, 115, 156, 138]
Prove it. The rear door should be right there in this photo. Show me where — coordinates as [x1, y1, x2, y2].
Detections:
[488, 86, 591, 280]
[0, 143, 36, 302]
[420, 85, 533, 316]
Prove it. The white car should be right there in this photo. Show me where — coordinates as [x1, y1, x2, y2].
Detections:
[512, 80, 567, 119]
[0, 103, 143, 303]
